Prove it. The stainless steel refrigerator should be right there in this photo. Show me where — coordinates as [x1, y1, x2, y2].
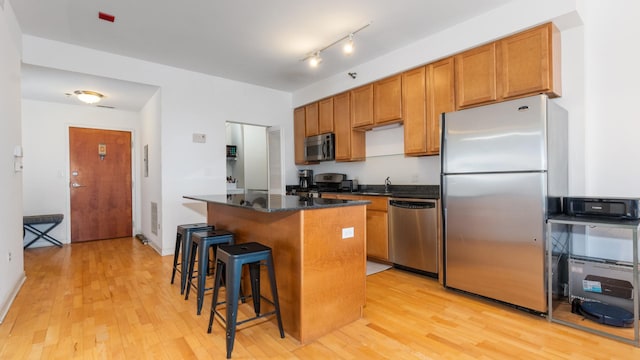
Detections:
[441, 94, 567, 313]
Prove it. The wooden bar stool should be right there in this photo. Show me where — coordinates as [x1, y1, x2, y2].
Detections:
[185, 230, 234, 315]
[208, 242, 284, 359]
[170, 223, 214, 294]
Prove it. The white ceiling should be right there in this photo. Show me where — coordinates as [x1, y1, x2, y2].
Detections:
[11, 0, 514, 110]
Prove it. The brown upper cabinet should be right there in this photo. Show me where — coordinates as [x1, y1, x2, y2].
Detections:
[499, 22, 561, 100]
[304, 102, 319, 137]
[373, 74, 403, 125]
[294, 107, 307, 164]
[334, 92, 366, 162]
[456, 22, 561, 109]
[402, 66, 427, 155]
[350, 84, 374, 129]
[426, 57, 456, 155]
[294, 22, 561, 157]
[318, 97, 334, 134]
[455, 42, 498, 109]
[403, 58, 455, 156]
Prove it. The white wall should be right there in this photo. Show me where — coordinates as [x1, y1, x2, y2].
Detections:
[21, 37, 293, 255]
[243, 125, 268, 191]
[310, 126, 441, 185]
[0, 1, 24, 323]
[139, 90, 163, 251]
[579, 0, 640, 261]
[292, 0, 584, 188]
[582, 0, 640, 197]
[21, 100, 143, 246]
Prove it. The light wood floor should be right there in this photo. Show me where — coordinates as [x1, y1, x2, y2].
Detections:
[1, 237, 638, 359]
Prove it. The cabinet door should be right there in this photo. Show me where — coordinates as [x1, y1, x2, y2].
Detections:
[374, 74, 403, 125]
[426, 57, 455, 155]
[350, 84, 374, 128]
[455, 42, 499, 108]
[367, 210, 389, 261]
[334, 92, 365, 162]
[402, 66, 427, 156]
[304, 102, 319, 137]
[294, 107, 307, 165]
[318, 97, 334, 134]
[500, 23, 561, 99]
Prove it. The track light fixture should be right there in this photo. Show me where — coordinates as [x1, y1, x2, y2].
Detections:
[309, 51, 322, 67]
[301, 22, 371, 68]
[343, 34, 354, 55]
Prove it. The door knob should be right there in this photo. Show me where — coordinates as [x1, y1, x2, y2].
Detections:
[71, 182, 86, 188]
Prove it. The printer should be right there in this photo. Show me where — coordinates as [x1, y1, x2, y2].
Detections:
[563, 197, 640, 220]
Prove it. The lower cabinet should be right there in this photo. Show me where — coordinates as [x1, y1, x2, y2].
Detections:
[365, 206, 388, 261]
[322, 193, 389, 261]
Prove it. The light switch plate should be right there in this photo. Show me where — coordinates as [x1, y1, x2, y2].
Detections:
[342, 227, 354, 239]
[193, 133, 206, 143]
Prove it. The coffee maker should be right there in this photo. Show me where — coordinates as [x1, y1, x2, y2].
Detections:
[298, 169, 313, 190]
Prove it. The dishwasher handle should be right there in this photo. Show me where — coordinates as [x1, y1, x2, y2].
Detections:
[389, 199, 435, 209]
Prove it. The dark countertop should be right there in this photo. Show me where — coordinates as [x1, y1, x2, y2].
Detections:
[322, 184, 440, 199]
[184, 191, 370, 213]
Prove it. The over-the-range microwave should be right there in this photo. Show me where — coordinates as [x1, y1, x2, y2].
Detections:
[304, 133, 335, 162]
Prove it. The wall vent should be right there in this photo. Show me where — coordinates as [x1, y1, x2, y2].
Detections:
[151, 202, 158, 235]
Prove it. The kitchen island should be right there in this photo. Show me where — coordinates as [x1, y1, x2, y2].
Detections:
[184, 192, 369, 344]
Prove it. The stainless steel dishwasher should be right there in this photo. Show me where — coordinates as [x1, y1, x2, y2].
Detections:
[388, 198, 439, 274]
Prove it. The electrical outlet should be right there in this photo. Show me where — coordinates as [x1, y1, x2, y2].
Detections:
[342, 227, 354, 239]
[411, 174, 419, 183]
[8, 251, 12, 262]
[192, 133, 206, 143]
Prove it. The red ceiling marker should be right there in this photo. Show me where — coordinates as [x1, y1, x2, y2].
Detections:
[98, 12, 115, 23]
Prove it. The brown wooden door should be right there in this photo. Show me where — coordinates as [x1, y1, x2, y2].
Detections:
[317, 97, 334, 134]
[455, 42, 499, 108]
[293, 107, 307, 165]
[426, 57, 456, 155]
[350, 84, 374, 128]
[304, 102, 319, 137]
[374, 74, 403, 125]
[500, 22, 561, 99]
[402, 66, 428, 156]
[69, 127, 132, 242]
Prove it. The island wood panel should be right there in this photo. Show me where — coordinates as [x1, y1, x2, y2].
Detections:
[207, 203, 303, 340]
[300, 204, 366, 342]
[206, 203, 367, 344]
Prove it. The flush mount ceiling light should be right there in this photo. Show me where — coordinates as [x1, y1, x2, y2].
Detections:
[301, 22, 371, 68]
[74, 90, 104, 104]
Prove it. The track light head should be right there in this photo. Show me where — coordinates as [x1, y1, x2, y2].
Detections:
[300, 22, 370, 68]
[343, 34, 354, 55]
[309, 52, 322, 67]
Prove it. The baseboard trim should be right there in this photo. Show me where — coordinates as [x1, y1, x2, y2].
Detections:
[0, 271, 26, 324]
[147, 240, 163, 256]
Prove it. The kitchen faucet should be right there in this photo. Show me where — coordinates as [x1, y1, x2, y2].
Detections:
[384, 177, 391, 193]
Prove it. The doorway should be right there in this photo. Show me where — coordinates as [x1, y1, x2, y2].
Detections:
[69, 127, 133, 242]
[225, 122, 284, 194]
